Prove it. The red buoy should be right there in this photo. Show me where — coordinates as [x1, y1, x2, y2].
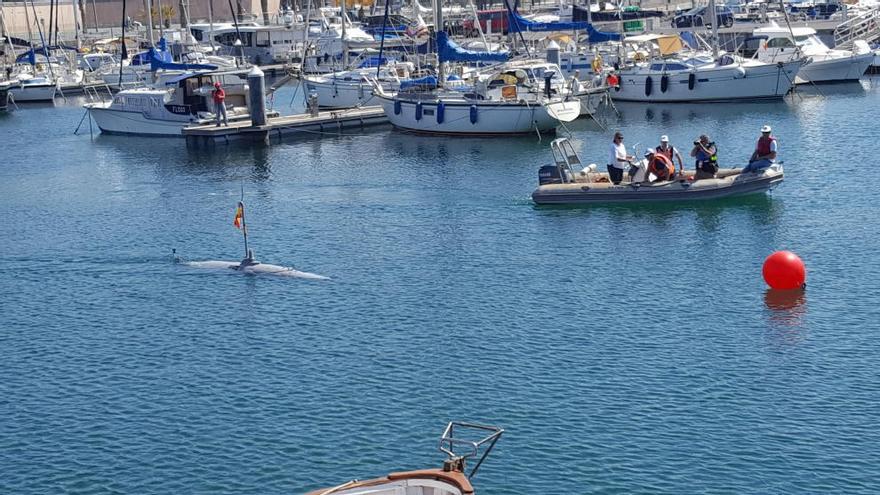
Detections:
[763, 251, 806, 290]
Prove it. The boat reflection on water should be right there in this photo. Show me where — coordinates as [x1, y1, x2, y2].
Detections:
[764, 288, 807, 329]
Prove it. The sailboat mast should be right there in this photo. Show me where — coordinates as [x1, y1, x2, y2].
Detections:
[709, 0, 719, 59]
[434, 0, 444, 86]
[145, 0, 156, 47]
[340, 0, 347, 68]
[238, 201, 250, 258]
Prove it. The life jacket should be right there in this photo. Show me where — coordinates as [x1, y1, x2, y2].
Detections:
[655, 145, 675, 162]
[756, 135, 776, 156]
[648, 153, 675, 181]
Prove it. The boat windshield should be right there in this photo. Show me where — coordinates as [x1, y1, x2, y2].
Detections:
[794, 34, 827, 49]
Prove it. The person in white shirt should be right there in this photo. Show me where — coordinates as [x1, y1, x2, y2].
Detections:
[608, 131, 633, 184]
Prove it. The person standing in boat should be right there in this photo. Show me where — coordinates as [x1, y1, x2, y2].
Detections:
[744, 125, 778, 173]
[212, 81, 228, 127]
[656, 135, 685, 177]
[608, 131, 634, 185]
[690, 135, 718, 180]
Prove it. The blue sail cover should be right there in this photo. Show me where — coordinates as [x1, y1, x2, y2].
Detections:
[437, 31, 508, 63]
[586, 23, 622, 43]
[507, 11, 590, 32]
[506, 10, 621, 42]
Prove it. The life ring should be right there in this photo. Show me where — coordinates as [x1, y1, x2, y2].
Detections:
[591, 55, 603, 74]
[660, 74, 669, 93]
[648, 154, 675, 181]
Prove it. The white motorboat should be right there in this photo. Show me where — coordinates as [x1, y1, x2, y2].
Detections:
[304, 422, 502, 495]
[747, 23, 873, 83]
[610, 34, 803, 102]
[85, 70, 272, 136]
[532, 138, 784, 205]
[301, 61, 415, 109]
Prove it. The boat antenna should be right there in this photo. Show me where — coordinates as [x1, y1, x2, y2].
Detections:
[239, 182, 250, 260]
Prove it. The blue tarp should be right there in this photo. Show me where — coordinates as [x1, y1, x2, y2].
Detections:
[400, 75, 438, 90]
[679, 31, 698, 50]
[507, 11, 590, 32]
[148, 47, 217, 72]
[506, 10, 621, 42]
[437, 31, 508, 64]
[585, 23, 622, 43]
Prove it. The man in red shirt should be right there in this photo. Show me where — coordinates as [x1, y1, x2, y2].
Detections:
[212, 81, 227, 127]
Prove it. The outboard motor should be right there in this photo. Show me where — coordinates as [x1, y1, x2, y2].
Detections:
[539, 165, 563, 185]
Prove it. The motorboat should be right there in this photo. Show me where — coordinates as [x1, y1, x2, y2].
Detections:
[531, 138, 784, 205]
[301, 61, 416, 109]
[373, 33, 580, 135]
[746, 23, 874, 83]
[304, 422, 503, 495]
[611, 34, 804, 102]
[85, 69, 275, 136]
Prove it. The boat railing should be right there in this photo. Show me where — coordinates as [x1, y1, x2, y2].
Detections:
[834, 6, 880, 50]
[438, 421, 503, 480]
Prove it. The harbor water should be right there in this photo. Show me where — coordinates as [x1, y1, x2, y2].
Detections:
[2, 81, 879, 494]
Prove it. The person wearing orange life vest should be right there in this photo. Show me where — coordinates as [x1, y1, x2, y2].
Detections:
[643, 149, 675, 182]
[744, 124, 777, 173]
[212, 81, 228, 127]
[655, 135, 685, 177]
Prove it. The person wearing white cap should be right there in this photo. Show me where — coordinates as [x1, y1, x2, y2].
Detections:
[655, 135, 685, 177]
[745, 124, 777, 173]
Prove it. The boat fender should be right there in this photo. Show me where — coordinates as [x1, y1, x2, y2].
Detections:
[735, 67, 746, 79]
[394, 100, 401, 115]
[660, 74, 669, 93]
[470, 104, 478, 124]
[415, 101, 422, 121]
[436, 102, 445, 124]
[644, 76, 653, 97]
[688, 73, 696, 90]
[630, 182, 641, 189]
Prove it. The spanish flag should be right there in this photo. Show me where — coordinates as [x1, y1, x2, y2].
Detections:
[233, 204, 243, 229]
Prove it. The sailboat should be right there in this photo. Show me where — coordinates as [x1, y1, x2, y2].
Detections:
[181, 196, 329, 280]
[373, 32, 579, 135]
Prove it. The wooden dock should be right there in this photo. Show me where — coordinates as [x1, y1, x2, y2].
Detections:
[182, 106, 389, 146]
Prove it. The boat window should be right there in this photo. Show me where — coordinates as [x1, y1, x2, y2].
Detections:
[256, 31, 271, 47]
[767, 37, 794, 48]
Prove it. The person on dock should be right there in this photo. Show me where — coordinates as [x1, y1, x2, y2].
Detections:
[656, 135, 684, 177]
[212, 81, 228, 127]
[690, 134, 718, 180]
[608, 131, 634, 185]
[744, 125, 778, 173]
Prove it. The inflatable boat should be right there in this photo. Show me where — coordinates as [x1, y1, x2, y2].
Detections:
[531, 138, 784, 205]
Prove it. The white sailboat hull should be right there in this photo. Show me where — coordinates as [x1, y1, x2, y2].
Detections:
[303, 78, 387, 109]
[611, 60, 802, 102]
[377, 95, 562, 135]
[9, 83, 57, 102]
[796, 53, 873, 83]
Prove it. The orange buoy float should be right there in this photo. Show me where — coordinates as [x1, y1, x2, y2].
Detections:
[762, 251, 806, 290]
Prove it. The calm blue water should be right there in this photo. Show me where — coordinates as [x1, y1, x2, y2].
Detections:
[2, 81, 879, 494]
